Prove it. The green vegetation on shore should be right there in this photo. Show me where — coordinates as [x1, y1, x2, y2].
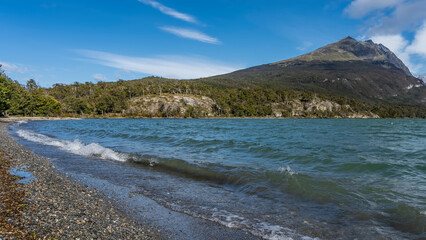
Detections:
[1, 65, 425, 118]
[0, 67, 60, 117]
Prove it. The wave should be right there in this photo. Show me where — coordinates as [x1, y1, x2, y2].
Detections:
[14, 129, 304, 196]
[278, 166, 297, 176]
[16, 129, 127, 162]
[13, 129, 316, 198]
[208, 208, 319, 240]
[13, 129, 348, 205]
[15, 120, 28, 125]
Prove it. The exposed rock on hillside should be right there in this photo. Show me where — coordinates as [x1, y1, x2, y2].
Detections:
[127, 94, 217, 117]
[271, 97, 379, 118]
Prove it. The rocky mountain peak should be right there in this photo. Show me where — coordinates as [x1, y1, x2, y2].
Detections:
[281, 37, 412, 76]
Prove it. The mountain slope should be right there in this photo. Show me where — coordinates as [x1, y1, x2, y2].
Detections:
[214, 37, 425, 105]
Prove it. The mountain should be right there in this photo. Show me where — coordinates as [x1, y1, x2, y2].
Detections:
[214, 37, 426, 105]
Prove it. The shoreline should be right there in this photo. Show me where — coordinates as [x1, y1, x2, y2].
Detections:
[0, 117, 81, 123]
[3, 116, 414, 122]
[0, 121, 160, 239]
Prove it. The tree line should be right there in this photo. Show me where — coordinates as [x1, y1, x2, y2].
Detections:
[0, 66, 60, 117]
[1, 65, 425, 118]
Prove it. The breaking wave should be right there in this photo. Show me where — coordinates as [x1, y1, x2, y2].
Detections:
[14, 130, 308, 200]
[278, 166, 297, 176]
[16, 129, 127, 162]
[16, 120, 28, 125]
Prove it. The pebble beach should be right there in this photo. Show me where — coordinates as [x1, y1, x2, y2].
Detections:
[0, 121, 161, 239]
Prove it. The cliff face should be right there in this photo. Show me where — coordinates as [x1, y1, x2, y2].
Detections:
[125, 94, 379, 118]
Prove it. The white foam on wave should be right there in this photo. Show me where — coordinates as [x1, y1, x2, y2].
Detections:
[149, 157, 159, 167]
[15, 120, 28, 125]
[16, 129, 127, 162]
[207, 208, 319, 240]
[278, 166, 297, 176]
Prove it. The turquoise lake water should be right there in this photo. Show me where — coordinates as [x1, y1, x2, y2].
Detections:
[10, 119, 426, 239]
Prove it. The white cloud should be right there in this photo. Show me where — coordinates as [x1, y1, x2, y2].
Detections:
[0, 62, 28, 74]
[75, 50, 240, 79]
[345, 0, 402, 18]
[138, 0, 197, 24]
[406, 22, 426, 57]
[160, 27, 220, 44]
[93, 73, 107, 82]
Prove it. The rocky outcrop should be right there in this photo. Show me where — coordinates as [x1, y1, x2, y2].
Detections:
[126, 94, 217, 117]
[271, 97, 379, 118]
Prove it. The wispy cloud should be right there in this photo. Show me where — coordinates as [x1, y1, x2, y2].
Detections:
[75, 50, 240, 79]
[0, 61, 28, 74]
[344, 0, 402, 19]
[93, 73, 107, 82]
[296, 41, 313, 51]
[160, 27, 220, 44]
[138, 0, 197, 24]
[137, 0, 223, 44]
[345, 0, 426, 34]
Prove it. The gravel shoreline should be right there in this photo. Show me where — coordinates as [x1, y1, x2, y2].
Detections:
[0, 121, 161, 239]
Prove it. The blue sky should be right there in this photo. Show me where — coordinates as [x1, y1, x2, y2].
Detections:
[0, 0, 425, 87]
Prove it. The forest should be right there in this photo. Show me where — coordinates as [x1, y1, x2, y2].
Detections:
[1, 65, 425, 119]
